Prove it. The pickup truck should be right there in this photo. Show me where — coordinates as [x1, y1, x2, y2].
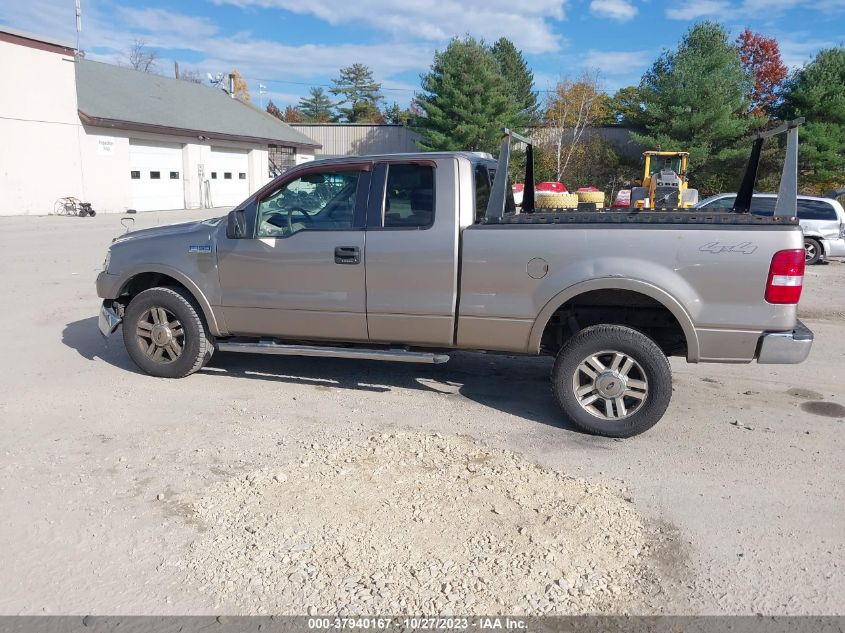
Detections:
[96, 124, 813, 437]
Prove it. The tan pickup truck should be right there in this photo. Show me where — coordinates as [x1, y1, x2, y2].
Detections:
[96, 125, 813, 437]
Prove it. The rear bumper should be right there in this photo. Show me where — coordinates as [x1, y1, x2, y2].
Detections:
[98, 300, 122, 337]
[757, 319, 813, 364]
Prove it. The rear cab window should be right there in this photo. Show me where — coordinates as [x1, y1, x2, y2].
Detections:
[379, 163, 435, 229]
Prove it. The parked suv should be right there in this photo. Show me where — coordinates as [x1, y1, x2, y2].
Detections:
[696, 193, 845, 264]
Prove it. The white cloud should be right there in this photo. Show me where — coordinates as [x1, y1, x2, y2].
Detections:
[582, 50, 652, 75]
[665, 0, 731, 20]
[212, 0, 567, 53]
[589, 0, 638, 22]
[778, 36, 840, 68]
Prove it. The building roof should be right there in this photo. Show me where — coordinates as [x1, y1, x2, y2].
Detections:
[75, 59, 320, 149]
[0, 27, 76, 55]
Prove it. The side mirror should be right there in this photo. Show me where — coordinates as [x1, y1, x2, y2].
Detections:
[226, 209, 246, 239]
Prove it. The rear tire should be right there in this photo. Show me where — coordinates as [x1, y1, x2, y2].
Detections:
[122, 286, 213, 378]
[804, 238, 822, 265]
[551, 324, 672, 438]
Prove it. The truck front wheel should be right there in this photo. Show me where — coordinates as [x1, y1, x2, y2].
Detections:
[551, 324, 672, 437]
[122, 286, 213, 378]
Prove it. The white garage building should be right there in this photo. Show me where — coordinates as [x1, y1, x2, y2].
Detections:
[0, 28, 320, 215]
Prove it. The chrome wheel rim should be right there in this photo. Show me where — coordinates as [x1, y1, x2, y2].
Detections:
[805, 242, 816, 261]
[572, 350, 648, 420]
[136, 307, 184, 364]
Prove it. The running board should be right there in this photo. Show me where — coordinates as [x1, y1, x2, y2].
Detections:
[216, 340, 450, 364]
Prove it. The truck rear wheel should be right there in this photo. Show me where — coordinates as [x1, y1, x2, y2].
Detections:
[551, 324, 672, 437]
[122, 286, 213, 378]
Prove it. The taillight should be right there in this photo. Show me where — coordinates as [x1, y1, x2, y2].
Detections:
[765, 249, 804, 304]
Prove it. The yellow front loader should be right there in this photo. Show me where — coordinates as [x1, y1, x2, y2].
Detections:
[630, 151, 698, 209]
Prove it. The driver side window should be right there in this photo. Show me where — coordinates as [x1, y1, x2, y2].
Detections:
[257, 169, 361, 237]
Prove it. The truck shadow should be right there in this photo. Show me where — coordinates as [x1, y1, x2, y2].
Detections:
[62, 317, 586, 435]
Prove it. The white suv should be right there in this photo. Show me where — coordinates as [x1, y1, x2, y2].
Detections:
[696, 193, 845, 264]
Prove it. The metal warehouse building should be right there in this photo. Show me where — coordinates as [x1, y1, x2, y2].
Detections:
[0, 28, 320, 215]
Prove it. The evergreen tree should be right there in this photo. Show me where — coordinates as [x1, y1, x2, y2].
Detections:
[633, 22, 757, 192]
[330, 64, 384, 122]
[415, 37, 512, 153]
[607, 86, 646, 128]
[298, 87, 337, 122]
[491, 37, 539, 129]
[382, 102, 412, 125]
[266, 100, 283, 120]
[779, 47, 845, 190]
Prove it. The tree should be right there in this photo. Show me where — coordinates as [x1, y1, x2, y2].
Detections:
[607, 85, 646, 128]
[298, 87, 337, 122]
[127, 39, 158, 73]
[330, 64, 384, 122]
[282, 105, 307, 123]
[779, 47, 845, 190]
[228, 70, 251, 103]
[266, 100, 284, 120]
[179, 69, 203, 84]
[415, 37, 512, 154]
[491, 37, 539, 129]
[736, 28, 788, 116]
[542, 72, 609, 181]
[382, 102, 412, 125]
[633, 21, 757, 193]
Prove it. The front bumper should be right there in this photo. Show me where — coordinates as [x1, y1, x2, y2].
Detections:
[98, 300, 122, 337]
[757, 319, 813, 364]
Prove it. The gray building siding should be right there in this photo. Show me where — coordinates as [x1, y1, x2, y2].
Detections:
[290, 124, 421, 156]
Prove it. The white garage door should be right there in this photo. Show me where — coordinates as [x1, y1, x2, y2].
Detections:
[129, 141, 184, 211]
[209, 148, 250, 207]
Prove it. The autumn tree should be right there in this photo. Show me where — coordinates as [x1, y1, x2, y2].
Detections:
[127, 39, 158, 73]
[779, 47, 845, 190]
[331, 64, 384, 122]
[298, 87, 337, 122]
[736, 28, 788, 116]
[227, 70, 251, 102]
[415, 37, 512, 153]
[491, 37, 539, 129]
[542, 72, 609, 181]
[282, 105, 307, 123]
[266, 100, 283, 120]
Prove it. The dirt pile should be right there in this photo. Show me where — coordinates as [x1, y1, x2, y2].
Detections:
[184, 432, 661, 614]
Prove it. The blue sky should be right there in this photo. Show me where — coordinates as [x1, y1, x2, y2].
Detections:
[2, 0, 843, 109]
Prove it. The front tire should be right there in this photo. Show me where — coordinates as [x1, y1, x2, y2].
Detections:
[122, 287, 213, 378]
[551, 324, 672, 437]
[804, 238, 822, 265]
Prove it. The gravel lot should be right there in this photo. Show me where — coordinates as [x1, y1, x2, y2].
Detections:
[0, 210, 842, 615]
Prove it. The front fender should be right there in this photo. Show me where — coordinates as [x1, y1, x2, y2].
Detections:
[527, 277, 700, 361]
[101, 263, 227, 337]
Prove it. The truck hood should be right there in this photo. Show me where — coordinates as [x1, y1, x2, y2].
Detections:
[112, 217, 223, 245]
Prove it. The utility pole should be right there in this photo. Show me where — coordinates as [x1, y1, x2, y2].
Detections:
[174, 61, 180, 79]
[74, 0, 82, 55]
[259, 84, 267, 110]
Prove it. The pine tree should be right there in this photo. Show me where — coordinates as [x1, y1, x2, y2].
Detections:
[633, 21, 757, 193]
[779, 47, 845, 190]
[491, 38, 539, 129]
[415, 37, 512, 153]
[298, 87, 337, 122]
[330, 64, 384, 122]
[383, 102, 412, 125]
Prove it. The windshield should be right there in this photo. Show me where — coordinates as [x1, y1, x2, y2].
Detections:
[650, 156, 682, 175]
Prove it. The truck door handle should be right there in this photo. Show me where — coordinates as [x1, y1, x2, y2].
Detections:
[334, 246, 360, 265]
